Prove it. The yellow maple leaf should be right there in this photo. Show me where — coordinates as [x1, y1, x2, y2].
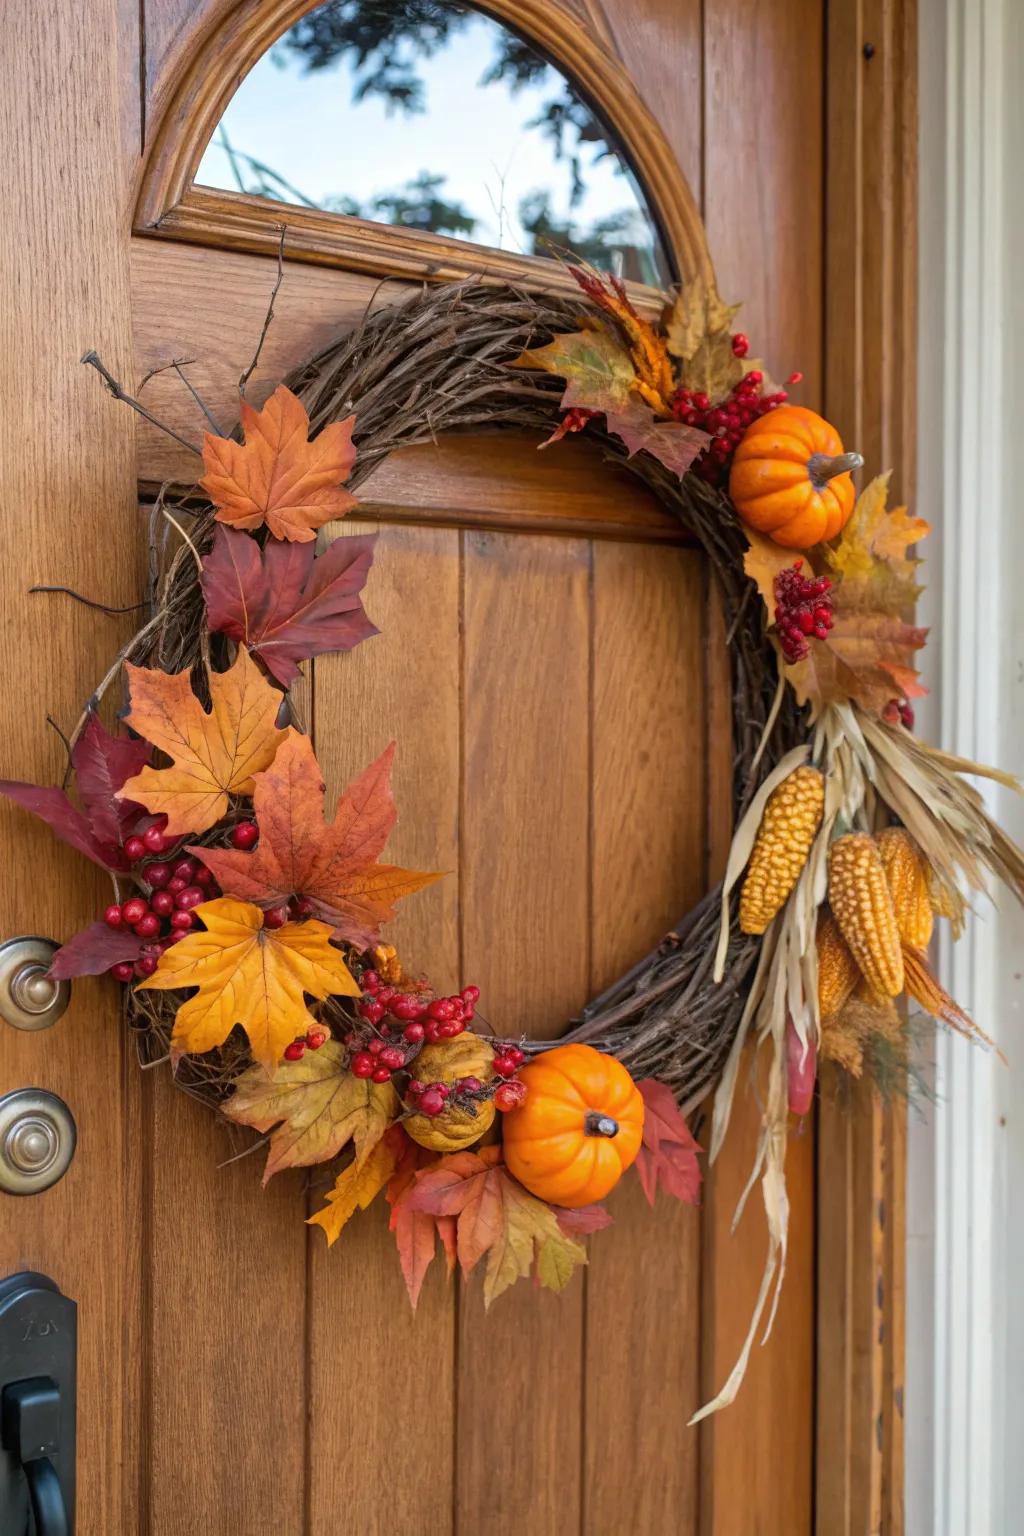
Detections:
[224, 1040, 397, 1182]
[138, 897, 359, 1072]
[307, 1131, 403, 1245]
[200, 384, 358, 544]
[826, 472, 931, 606]
[117, 647, 289, 836]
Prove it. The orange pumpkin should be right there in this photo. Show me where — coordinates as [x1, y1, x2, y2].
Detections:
[729, 405, 863, 548]
[501, 1043, 644, 1207]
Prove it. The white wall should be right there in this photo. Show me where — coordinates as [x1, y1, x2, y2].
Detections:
[907, 1, 1024, 1530]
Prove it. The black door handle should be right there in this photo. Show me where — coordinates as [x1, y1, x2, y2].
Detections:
[3, 1378, 69, 1536]
[0, 1274, 76, 1533]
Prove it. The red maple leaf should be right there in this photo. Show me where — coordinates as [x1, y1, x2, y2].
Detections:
[0, 712, 151, 872]
[633, 1079, 702, 1206]
[200, 525, 379, 687]
[194, 731, 441, 948]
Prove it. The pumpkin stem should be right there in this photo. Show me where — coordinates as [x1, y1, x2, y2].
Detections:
[807, 450, 864, 489]
[584, 1112, 619, 1138]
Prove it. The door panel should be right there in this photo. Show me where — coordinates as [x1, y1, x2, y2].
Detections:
[0, 1, 833, 1531]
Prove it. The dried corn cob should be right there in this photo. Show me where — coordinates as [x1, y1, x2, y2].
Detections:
[816, 908, 861, 1018]
[877, 827, 934, 949]
[739, 766, 825, 934]
[827, 832, 905, 997]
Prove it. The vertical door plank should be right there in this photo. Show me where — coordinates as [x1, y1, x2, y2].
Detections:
[0, 2, 142, 1530]
[583, 543, 708, 1535]
[456, 530, 591, 1535]
[704, 0, 825, 404]
[307, 520, 461, 1536]
[146, 1083, 307, 1535]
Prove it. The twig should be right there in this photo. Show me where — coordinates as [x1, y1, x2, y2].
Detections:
[30, 584, 148, 615]
[139, 356, 225, 436]
[238, 226, 287, 396]
[45, 716, 75, 787]
[81, 351, 203, 456]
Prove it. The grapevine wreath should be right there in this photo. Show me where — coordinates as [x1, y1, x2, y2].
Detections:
[6, 266, 1023, 1418]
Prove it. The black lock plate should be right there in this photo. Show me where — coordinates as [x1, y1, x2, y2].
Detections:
[0, 1273, 76, 1533]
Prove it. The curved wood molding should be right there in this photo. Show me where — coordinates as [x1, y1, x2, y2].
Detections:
[135, 0, 715, 294]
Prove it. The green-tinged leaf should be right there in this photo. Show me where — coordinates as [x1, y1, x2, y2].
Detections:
[514, 327, 636, 412]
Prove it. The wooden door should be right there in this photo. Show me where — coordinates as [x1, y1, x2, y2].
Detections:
[1, 0, 912, 1531]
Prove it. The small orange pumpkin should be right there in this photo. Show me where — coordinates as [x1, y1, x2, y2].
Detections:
[501, 1043, 644, 1207]
[729, 405, 863, 549]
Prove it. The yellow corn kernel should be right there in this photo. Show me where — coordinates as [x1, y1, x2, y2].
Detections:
[816, 908, 861, 1019]
[876, 826, 934, 949]
[739, 767, 825, 935]
[827, 832, 905, 998]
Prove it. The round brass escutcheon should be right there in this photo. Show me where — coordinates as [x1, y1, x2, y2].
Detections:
[0, 1090, 77, 1195]
[0, 937, 70, 1031]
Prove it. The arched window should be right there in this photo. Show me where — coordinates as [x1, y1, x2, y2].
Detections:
[193, 0, 670, 285]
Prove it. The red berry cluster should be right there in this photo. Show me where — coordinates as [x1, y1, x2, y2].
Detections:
[105, 828, 221, 981]
[772, 561, 835, 663]
[341, 977, 483, 1085]
[882, 697, 916, 731]
[283, 1024, 330, 1063]
[670, 336, 804, 486]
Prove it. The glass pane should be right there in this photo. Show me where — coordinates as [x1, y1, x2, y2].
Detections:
[195, 0, 670, 285]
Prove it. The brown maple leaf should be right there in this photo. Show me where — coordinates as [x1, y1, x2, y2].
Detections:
[201, 384, 357, 543]
[193, 731, 442, 948]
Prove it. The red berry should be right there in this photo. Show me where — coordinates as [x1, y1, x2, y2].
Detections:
[424, 1023, 441, 1043]
[193, 864, 216, 888]
[172, 857, 196, 882]
[391, 996, 421, 1021]
[134, 913, 161, 939]
[376, 986, 396, 1006]
[361, 969, 380, 994]
[292, 895, 314, 918]
[418, 1088, 445, 1116]
[175, 884, 204, 911]
[351, 1052, 374, 1078]
[403, 1022, 425, 1044]
[507, 1047, 525, 1066]
[461, 985, 481, 1005]
[167, 876, 187, 895]
[495, 1080, 528, 1111]
[458, 1076, 483, 1094]
[121, 896, 148, 925]
[104, 903, 124, 929]
[898, 700, 915, 730]
[110, 961, 135, 982]
[493, 1057, 516, 1078]
[371, 1065, 391, 1084]
[787, 371, 804, 385]
[124, 835, 146, 862]
[306, 1025, 329, 1050]
[144, 861, 171, 889]
[142, 824, 167, 854]
[359, 999, 386, 1026]
[731, 332, 749, 357]
[380, 1046, 404, 1070]
[262, 906, 289, 929]
[231, 821, 259, 850]
[367, 1039, 385, 1056]
[284, 1041, 306, 1062]
[434, 1082, 451, 1098]
[134, 955, 159, 978]
[169, 909, 194, 931]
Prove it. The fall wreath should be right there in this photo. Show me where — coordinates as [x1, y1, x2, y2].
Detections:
[5, 267, 1021, 1418]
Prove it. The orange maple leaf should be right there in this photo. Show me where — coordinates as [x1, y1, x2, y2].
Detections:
[307, 1125, 406, 1245]
[117, 647, 289, 836]
[193, 730, 442, 948]
[201, 384, 358, 543]
[138, 896, 359, 1072]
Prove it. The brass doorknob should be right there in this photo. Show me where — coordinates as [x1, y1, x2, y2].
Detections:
[0, 1091, 77, 1196]
[0, 939, 70, 1032]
